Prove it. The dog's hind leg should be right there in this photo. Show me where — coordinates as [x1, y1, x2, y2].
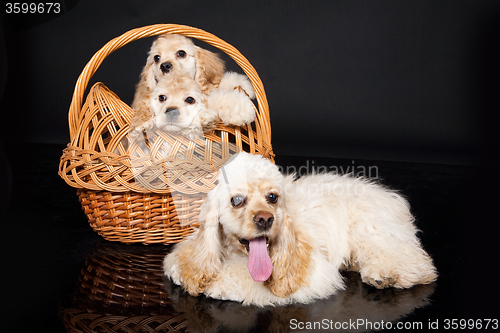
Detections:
[348, 190, 437, 289]
[355, 241, 437, 289]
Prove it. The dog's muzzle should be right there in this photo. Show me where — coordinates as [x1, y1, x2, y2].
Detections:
[160, 61, 173, 74]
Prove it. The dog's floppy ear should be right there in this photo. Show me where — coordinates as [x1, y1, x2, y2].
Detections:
[194, 46, 225, 94]
[265, 206, 313, 298]
[173, 184, 223, 296]
[140, 60, 157, 91]
[130, 89, 156, 134]
[131, 61, 157, 111]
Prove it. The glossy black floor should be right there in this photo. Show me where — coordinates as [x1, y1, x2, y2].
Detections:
[2, 143, 499, 332]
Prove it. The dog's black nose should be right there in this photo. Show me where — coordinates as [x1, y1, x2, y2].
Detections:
[165, 107, 180, 119]
[160, 62, 173, 73]
[254, 212, 274, 230]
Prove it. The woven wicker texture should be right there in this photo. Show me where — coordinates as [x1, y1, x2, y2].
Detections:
[59, 24, 274, 244]
[63, 310, 187, 333]
[62, 243, 188, 332]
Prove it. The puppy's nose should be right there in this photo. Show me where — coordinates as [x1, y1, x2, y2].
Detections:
[160, 62, 173, 73]
[165, 107, 180, 119]
[253, 212, 274, 230]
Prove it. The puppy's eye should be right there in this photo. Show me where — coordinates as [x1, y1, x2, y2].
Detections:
[176, 50, 187, 58]
[158, 95, 167, 102]
[185, 97, 195, 104]
[154, 55, 161, 63]
[267, 193, 279, 204]
[231, 195, 246, 208]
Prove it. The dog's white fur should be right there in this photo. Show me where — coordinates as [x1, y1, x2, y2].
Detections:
[207, 72, 256, 126]
[164, 152, 437, 306]
[130, 73, 218, 140]
[131, 34, 225, 120]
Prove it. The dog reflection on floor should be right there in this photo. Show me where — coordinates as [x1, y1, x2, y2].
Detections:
[164, 271, 435, 333]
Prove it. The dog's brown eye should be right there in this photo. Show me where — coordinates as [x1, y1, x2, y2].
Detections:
[185, 97, 195, 104]
[176, 50, 187, 58]
[267, 193, 278, 204]
[231, 195, 246, 208]
[154, 55, 161, 63]
[158, 95, 167, 102]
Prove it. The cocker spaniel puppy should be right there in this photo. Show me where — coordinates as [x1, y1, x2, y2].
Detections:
[164, 152, 438, 307]
[131, 34, 225, 113]
[130, 72, 218, 140]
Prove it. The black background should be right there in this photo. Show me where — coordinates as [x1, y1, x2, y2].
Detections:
[2, 2, 500, 332]
[2, 0, 499, 165]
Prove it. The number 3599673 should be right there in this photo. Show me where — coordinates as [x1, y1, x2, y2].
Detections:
[444, 319, 498, 330]
[6, 3, 61, 14]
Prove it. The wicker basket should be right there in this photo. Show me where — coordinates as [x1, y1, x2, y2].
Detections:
[62, 242, 188, 332]
[59, 24, 274, 244]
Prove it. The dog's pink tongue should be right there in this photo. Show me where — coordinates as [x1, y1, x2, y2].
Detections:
[247, 236, 273, 282]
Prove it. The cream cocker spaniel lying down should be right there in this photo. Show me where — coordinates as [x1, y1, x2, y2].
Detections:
[163, 153, 437, 306]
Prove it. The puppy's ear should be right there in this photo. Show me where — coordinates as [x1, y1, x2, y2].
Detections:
[130, 92, 155, 128]
[174, 185, 223, 296]
[265, 207, 313, 298]
[141, 60, 157, 91]
[194, 46, 225, 93]
[131, 61, 156, 111]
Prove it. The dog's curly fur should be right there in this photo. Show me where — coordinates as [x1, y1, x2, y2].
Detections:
[207, 71, 256, 126]
[164, 153, 437, 306]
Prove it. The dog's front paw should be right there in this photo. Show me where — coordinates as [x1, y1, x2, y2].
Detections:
[164, 262, 208, 296]
[207, 89, 255, 127]
[182, 273, 215, 296]
[198, 108, 219, 132]
[166, 257, 217, 296]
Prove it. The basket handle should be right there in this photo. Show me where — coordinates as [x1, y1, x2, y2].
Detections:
[68, 24, 271, 144]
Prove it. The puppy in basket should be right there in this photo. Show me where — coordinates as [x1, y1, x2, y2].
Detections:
[164, 152, 437, 306]
[130, 72, 218, 141]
